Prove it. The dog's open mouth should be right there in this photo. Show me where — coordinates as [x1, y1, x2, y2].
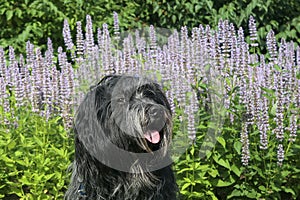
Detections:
[144, 130, 161, 144]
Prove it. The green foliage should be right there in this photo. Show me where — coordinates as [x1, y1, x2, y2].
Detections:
[138, 0, 300, 45]
[0, 101, 74, 199]
[1, 0, 300, 54]
[0, 0, 138, 54]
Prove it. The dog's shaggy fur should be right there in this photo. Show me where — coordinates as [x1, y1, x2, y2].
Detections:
[65, 75, 178, 200]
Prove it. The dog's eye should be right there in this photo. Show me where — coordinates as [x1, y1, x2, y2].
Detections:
[117, 97, 126, 103]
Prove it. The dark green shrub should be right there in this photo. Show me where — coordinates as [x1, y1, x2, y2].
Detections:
[0, 0, 138, 53]
[1, 0, 300, 54]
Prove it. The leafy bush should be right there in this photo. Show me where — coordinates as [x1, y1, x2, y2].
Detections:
[1, 0, 300, 54]
[0, 0, 138, 53]
[0, 102, 73, 199]
[137, 0, 300, 45]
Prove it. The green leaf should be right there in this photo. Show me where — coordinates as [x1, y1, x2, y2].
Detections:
[234, 141, 242, 154]
[197, 164, 210, 171]
[270, 103, 277, 115]
[190, 146, 195, 156]
[8, 171, 20, 176]
[208, 169, 219, 177]
[177, 168, 192, 174]
[207, 1, 213, 10]
[6, 10, 13, 20]
[215, 158, 231, 169]
[246, 189, 257, 198]
[227, 189, 242, 199]
[181, 182, 192, 191]
[296, 71, 300, 80]
[172, 15, 177, 24]
[216, 176, 235, 187]
[273, 64, 282, 72]
[20, 175, 31, 185]
[283, 187, 296, 196]
[2, 155, 15, 165]
[231, 164, 241, 177]
[33, 135, 44, 147]
[7, 140, 16, 150]
[217, 136, 226, 149]
[44, 174, 55, 181]
[14, 150, 23, 157]
[195, 5, 201, 12]
[258, 185, 266, 191]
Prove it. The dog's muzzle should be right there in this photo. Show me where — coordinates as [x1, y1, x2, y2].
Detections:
[144, 106, 165, 144]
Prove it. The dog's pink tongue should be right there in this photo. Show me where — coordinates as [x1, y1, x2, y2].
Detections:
[145, 130, 160, 144]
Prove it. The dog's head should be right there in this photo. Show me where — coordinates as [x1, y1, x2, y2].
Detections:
[95, 75, 172, 151]
[74, 75, 173, 172]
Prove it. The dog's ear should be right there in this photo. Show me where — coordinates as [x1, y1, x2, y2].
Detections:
[97, 75, 120, 86]
[89, 74, 120, 92]
[74, 86, 109, 158]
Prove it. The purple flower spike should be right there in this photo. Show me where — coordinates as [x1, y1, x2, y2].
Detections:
[241, 122, 250, 166]
[63, 19, 74, 51]
[248, 16, 258, 47]
[274, 76, 284, 141]
[277, 144, 284, 167]
[85, 15, 95, 53]
[113, 12, 120, 41]
[288, 114, 297, 142]
[266, 30, 277, 63]
[76, 21, 84, 58]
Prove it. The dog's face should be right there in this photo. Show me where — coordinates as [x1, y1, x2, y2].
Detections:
[94, 75, 172, 153]
[74, 75, 173, 172]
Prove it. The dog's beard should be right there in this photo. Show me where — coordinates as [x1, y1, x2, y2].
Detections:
[99, 90, 172, 154]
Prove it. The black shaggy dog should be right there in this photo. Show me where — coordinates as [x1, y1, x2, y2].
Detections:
[65, 75, 178, 200]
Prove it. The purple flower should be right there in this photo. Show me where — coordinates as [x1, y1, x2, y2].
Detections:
[288, 114, 297, 142]
[76, 21, 84, 58]
[31, 48, 43, 113]
[63, 19, 74, 51]
[246, 64, 255, 125]
[241, 122, 250, 166]
[186, 91, 198, 141]
[259, 96, 270, 150]
[8, 46, 18, 89]
[26, 41, 35, 64]
[277, 144, 284, 166]
[266, 30, 277, 63]
[273, 76, 284, 141]
[149, 25, 157, 62]
[51, 66, 60, 112]
[85, 15, 94, 53]
[0, 77, 10, 125]
[15, 71, 25, 108]
[113, 12, 120, 41]
[59, 62, 74, 128]
[101, 23, 114, 75]
[238, 43, 248, 105]
[0, 47, 6, 80]
[248, 16, 258, 47]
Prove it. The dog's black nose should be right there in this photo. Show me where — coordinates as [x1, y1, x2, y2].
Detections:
[149, 107, 162, 117]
